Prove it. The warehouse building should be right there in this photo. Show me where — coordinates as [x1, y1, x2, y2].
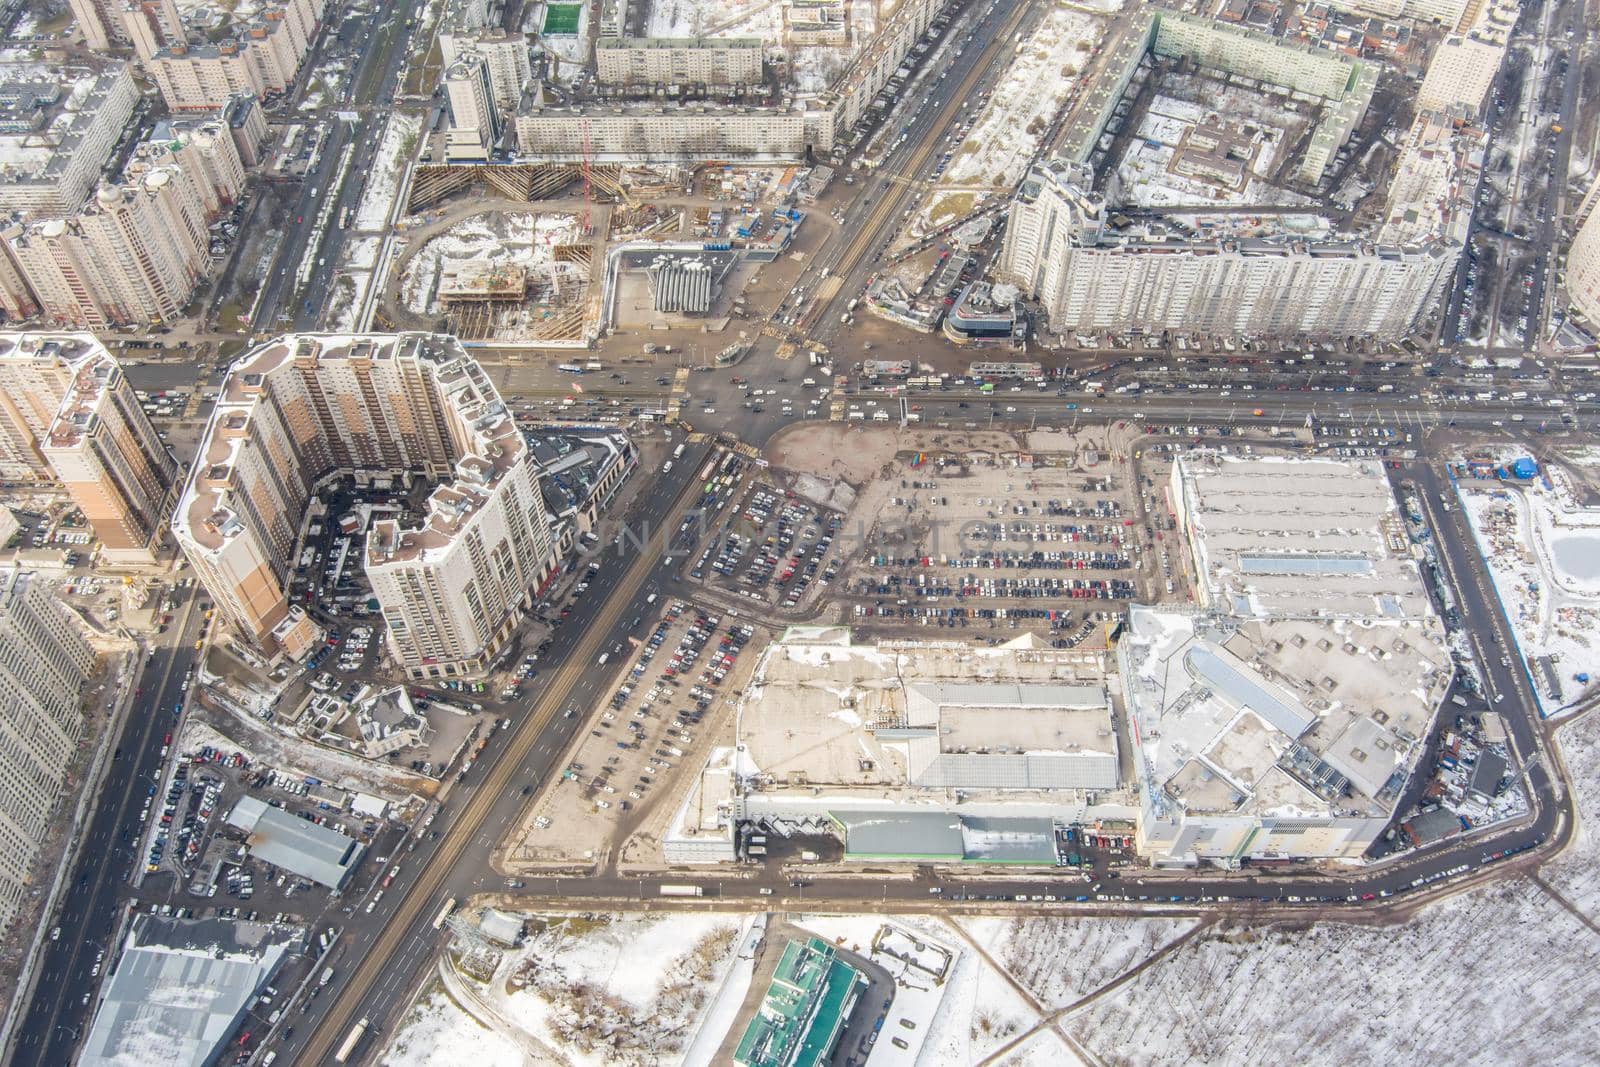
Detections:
[79, 913, 304, 1067]
[225, 794, 365, 889]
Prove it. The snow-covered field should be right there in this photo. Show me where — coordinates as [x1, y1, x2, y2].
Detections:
[944, 4, 1105, 187]
[1069, 879, 1600, 1065]
[383, 989, 523, 1067]
[645, 0, 785, 41]
[1543, 707, 1600, 918]
[399, 212, 580, 315]
[1456, 462, 1600, 714]
[355, 112, 423, 232]
[381, 911, 754, 1066]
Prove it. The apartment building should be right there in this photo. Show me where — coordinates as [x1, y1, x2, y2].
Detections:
[594, 38, 764, 88]
[1325, 0, 1472, 29]
[999, 160, 1454, 340]
[1415, 35, 1505, 116]
[438, 29, 531, 111]
[1, 118, 243, 329]
[1566, 183, 1600, 327]
[173, 334, 560, 677]
[0, 65, 139, 218]
[119, 0, 184, 60]
[516, 105, 813, 160]
[443, 53, 500, 161]
[0, 569, 97, 931]
[0, 333, 179, 560]
[67, 0, 126, 51]
[146, 0, 323, 111]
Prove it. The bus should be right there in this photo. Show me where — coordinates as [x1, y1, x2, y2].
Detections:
[432, 897, 457, 930]
[556, 363, 584, 373]
[334, 1018, 371, 1063]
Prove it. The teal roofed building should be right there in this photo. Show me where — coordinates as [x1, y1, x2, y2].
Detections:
[734, 936, 865, 1067]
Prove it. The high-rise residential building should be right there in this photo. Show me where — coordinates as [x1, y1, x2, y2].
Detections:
[998, 159, 1455, 340]
[145, 0, 323, 111]
[438, 29, 531, 111]
[0, 568, 97, 931]
[0, 333, 179, 560]
[173, 334, 560, 677]
[119, 0, 185, 60]
[1415, 35, 1505, 116]
[443, 53, 500, 161]
[1566, 182, 1600, 328]
[0, 65, 139, 219]
[67, 0, 125, 51]
[1, 117, 244, 329]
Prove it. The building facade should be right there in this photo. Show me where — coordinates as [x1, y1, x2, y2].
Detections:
[146, 0, 323, 110]
[443, 53, 500, 161]
[0, 66, 138, 219]
[172, 334, 560, 677]
[515, 106, 812, 160]
[0, 334, 178, 560]
[438, 29, 530, 111]
[999, 160, 1453, 340]
[594, 38, 764, 87]
[0, 569, 97, 931]
[1566, 182, 1600, 328]
[2, 118, 244, 329]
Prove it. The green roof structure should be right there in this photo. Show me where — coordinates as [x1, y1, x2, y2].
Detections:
[734, 937, 864, 1067]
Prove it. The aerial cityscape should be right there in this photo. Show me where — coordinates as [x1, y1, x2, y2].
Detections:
[0, 0, 1593, 1062]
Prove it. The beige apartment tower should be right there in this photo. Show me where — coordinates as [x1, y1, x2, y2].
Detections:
[0, 569, 97, 931]
[0, 334, 179, 561]
[173, 334, 559, 677]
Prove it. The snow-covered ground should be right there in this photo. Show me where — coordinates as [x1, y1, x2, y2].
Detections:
[645, 0, 785, 41]
[971, 914, 1198, 1007]
[944, 4, 1105, 187]
[1456, 462, 1600, 715]
[382, 989, 524, 1067]
[355, 113, 423, 232]
[1069, 879, 1600, 1065]
[1543, 707, 1600, 918]
[399, 212, 580, 315]
[384, 911, 755, 1066]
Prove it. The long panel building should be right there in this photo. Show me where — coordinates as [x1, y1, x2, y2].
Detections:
[999, 11, 1490, 341]
[172, 334, 559, 677]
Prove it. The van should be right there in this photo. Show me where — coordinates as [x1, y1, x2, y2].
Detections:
[662, 461, 673, 473]
[598, 652, 610, 666]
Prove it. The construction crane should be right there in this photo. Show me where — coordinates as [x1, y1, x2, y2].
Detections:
[580, 116, 594, 236]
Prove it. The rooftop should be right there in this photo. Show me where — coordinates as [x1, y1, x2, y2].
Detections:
[225, 794, 364, 888]
[1173, 453, 1431, 619]
[79, 913, 304, 1067]
[1121, 606, 1450, 821]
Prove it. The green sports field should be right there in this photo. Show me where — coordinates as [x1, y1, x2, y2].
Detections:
[543, 3, 582, 34]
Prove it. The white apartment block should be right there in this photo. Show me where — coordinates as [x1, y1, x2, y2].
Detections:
[1326, 0, 1472, 28]
[594, 38, 764, 87]
[0, 569, 96, 931]
[1000, 161, 1454, 340]
[0, 65, 138, 218]
[784, 0, 848, 45]
[1416, 35, 1506, 116]
[814, 0, 947, 136]
[516, 107, 811, 160]
[438, 30, 530, 111]
[173, 334, 560, 677]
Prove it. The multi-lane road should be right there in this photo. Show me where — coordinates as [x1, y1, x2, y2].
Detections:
[7, 584, 201, 1067]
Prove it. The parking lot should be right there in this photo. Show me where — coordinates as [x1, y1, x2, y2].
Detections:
[834, 448, 1142, 640]
[688, 476, 845, 612]
[506, 600, 758, 866]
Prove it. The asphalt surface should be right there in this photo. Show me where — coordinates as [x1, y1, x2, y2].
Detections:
[8, 584, 201, 1066]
